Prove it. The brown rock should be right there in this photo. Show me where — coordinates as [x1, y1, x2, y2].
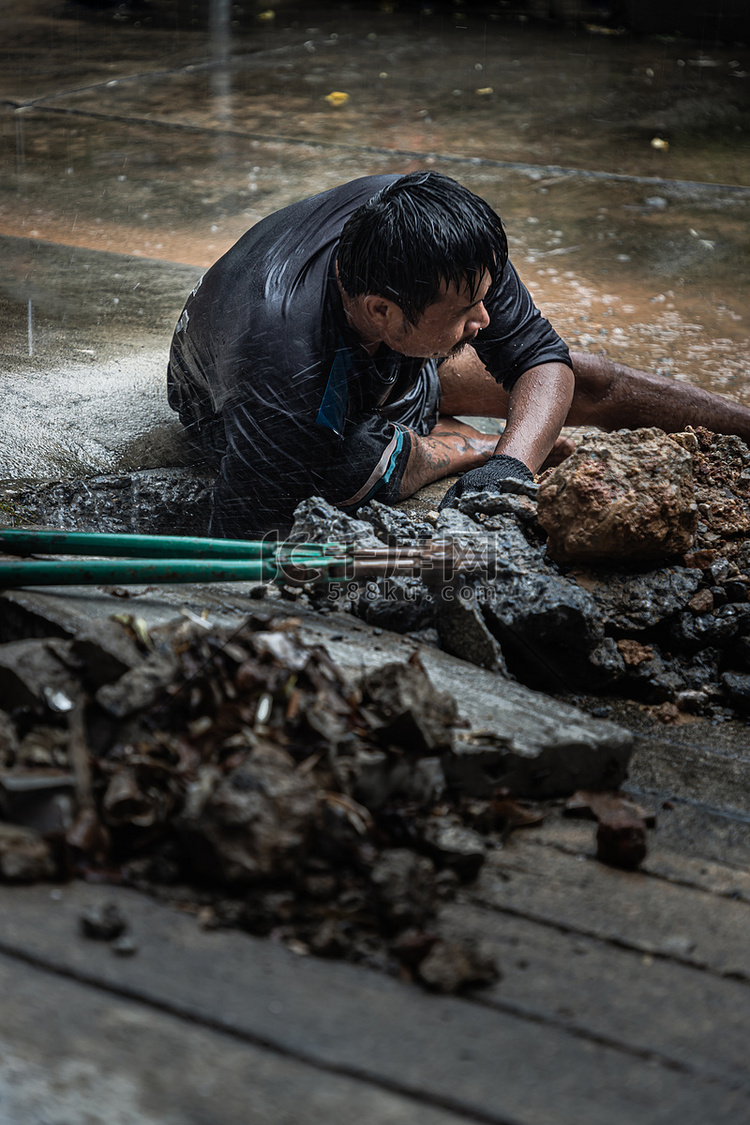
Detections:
[616, 639, 654, 667]
[537, 429, 698, 564]
[688, 588, 715, 614]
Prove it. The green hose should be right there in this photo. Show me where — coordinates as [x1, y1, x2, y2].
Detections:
[0, 557, 292, 587]
[0, 529, 351, 588]
[0, 529, 345, 560]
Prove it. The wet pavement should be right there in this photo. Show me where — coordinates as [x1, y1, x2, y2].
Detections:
[1, 0, 749, 479]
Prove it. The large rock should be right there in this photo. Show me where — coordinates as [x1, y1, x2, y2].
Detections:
[537, 429, 698, 564]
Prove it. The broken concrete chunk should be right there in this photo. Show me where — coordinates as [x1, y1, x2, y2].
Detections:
[538, 428, 698, 563]
[435, 508, 541, 576]
[456, 486, 539, 524]
[480, 571, 609, 692]
[361, 655, 457, 754]
[0, 639, 79, 712]
[365, 499, 435, 543]
[444, 719, 633, 800]
[591, 567, 702, 631]
[288, 496, 384, 549]
[436, 584, 508, 675]
[0, 822, 56, 882]
[369, 848, 437, 929]
[721, 672, 750, 715]
[620, 643, 686, 702]
[669, 603, 750, 655]
[80, 901, 129, 941]
[484, 571, 603, 655]
[177, 744, 320, 883]
[71, 618, 144, 689]
[354, 576, 435, 635]
[420, 816, 486, 881]
[342, 747, 446, 811]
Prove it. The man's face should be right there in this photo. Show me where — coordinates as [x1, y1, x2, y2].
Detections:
[388, 272, 492, 360]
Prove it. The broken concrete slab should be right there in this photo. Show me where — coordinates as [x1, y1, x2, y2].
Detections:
[296, 612, 634, 799]
[0, 583, 635, 799]
[69, 618, 146, 689]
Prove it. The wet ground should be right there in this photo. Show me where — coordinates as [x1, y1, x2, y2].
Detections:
[1, 0, 749, 480]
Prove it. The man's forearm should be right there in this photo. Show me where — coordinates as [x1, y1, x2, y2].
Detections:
[398, 362, 575, 498]
[494, 362, 575, 473]
[398, 419, 497, 499]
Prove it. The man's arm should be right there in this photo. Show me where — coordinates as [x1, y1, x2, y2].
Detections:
[398, 361, 575, 498]
[494, 361, 575, 473]
[398, 418, 498, 499]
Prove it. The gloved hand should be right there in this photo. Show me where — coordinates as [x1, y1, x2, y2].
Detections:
[438, 453, 534, 510]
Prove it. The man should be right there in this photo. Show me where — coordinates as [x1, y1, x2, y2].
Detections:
[168, 171, 750, 539]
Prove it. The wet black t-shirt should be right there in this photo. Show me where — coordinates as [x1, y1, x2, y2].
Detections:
[167, 174, 570, 539]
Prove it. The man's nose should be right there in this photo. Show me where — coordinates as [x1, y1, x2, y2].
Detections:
[469, 303, 490, 331]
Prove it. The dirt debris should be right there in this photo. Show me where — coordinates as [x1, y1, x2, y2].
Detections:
[278, 428, 750, 720]
[328, 426, 750, 721]
[0, 612, 546, 990]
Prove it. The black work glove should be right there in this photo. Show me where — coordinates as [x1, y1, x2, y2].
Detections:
[438, 453, 534, 510]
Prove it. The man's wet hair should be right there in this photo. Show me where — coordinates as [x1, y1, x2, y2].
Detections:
[336, 171, 508, 325]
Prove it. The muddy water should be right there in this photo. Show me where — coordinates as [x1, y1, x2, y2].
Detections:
[0, 0, 748, 479]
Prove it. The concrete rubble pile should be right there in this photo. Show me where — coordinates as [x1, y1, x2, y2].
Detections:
[292, 426, 750, 725]
[0, 609, 542, 990]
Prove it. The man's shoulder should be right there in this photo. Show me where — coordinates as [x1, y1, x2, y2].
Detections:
[198, 174, 399, 302]
[236, 174, 399, 253]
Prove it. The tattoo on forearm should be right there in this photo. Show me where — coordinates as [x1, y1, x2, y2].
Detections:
[399, 423, 496, 499]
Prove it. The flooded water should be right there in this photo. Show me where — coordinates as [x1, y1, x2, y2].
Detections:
[1, 0, 748, 479]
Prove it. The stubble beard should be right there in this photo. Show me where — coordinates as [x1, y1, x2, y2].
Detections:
[447, 337, 472, 359]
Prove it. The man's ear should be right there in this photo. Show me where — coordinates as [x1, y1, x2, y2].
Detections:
[361, 293, 399, 331]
